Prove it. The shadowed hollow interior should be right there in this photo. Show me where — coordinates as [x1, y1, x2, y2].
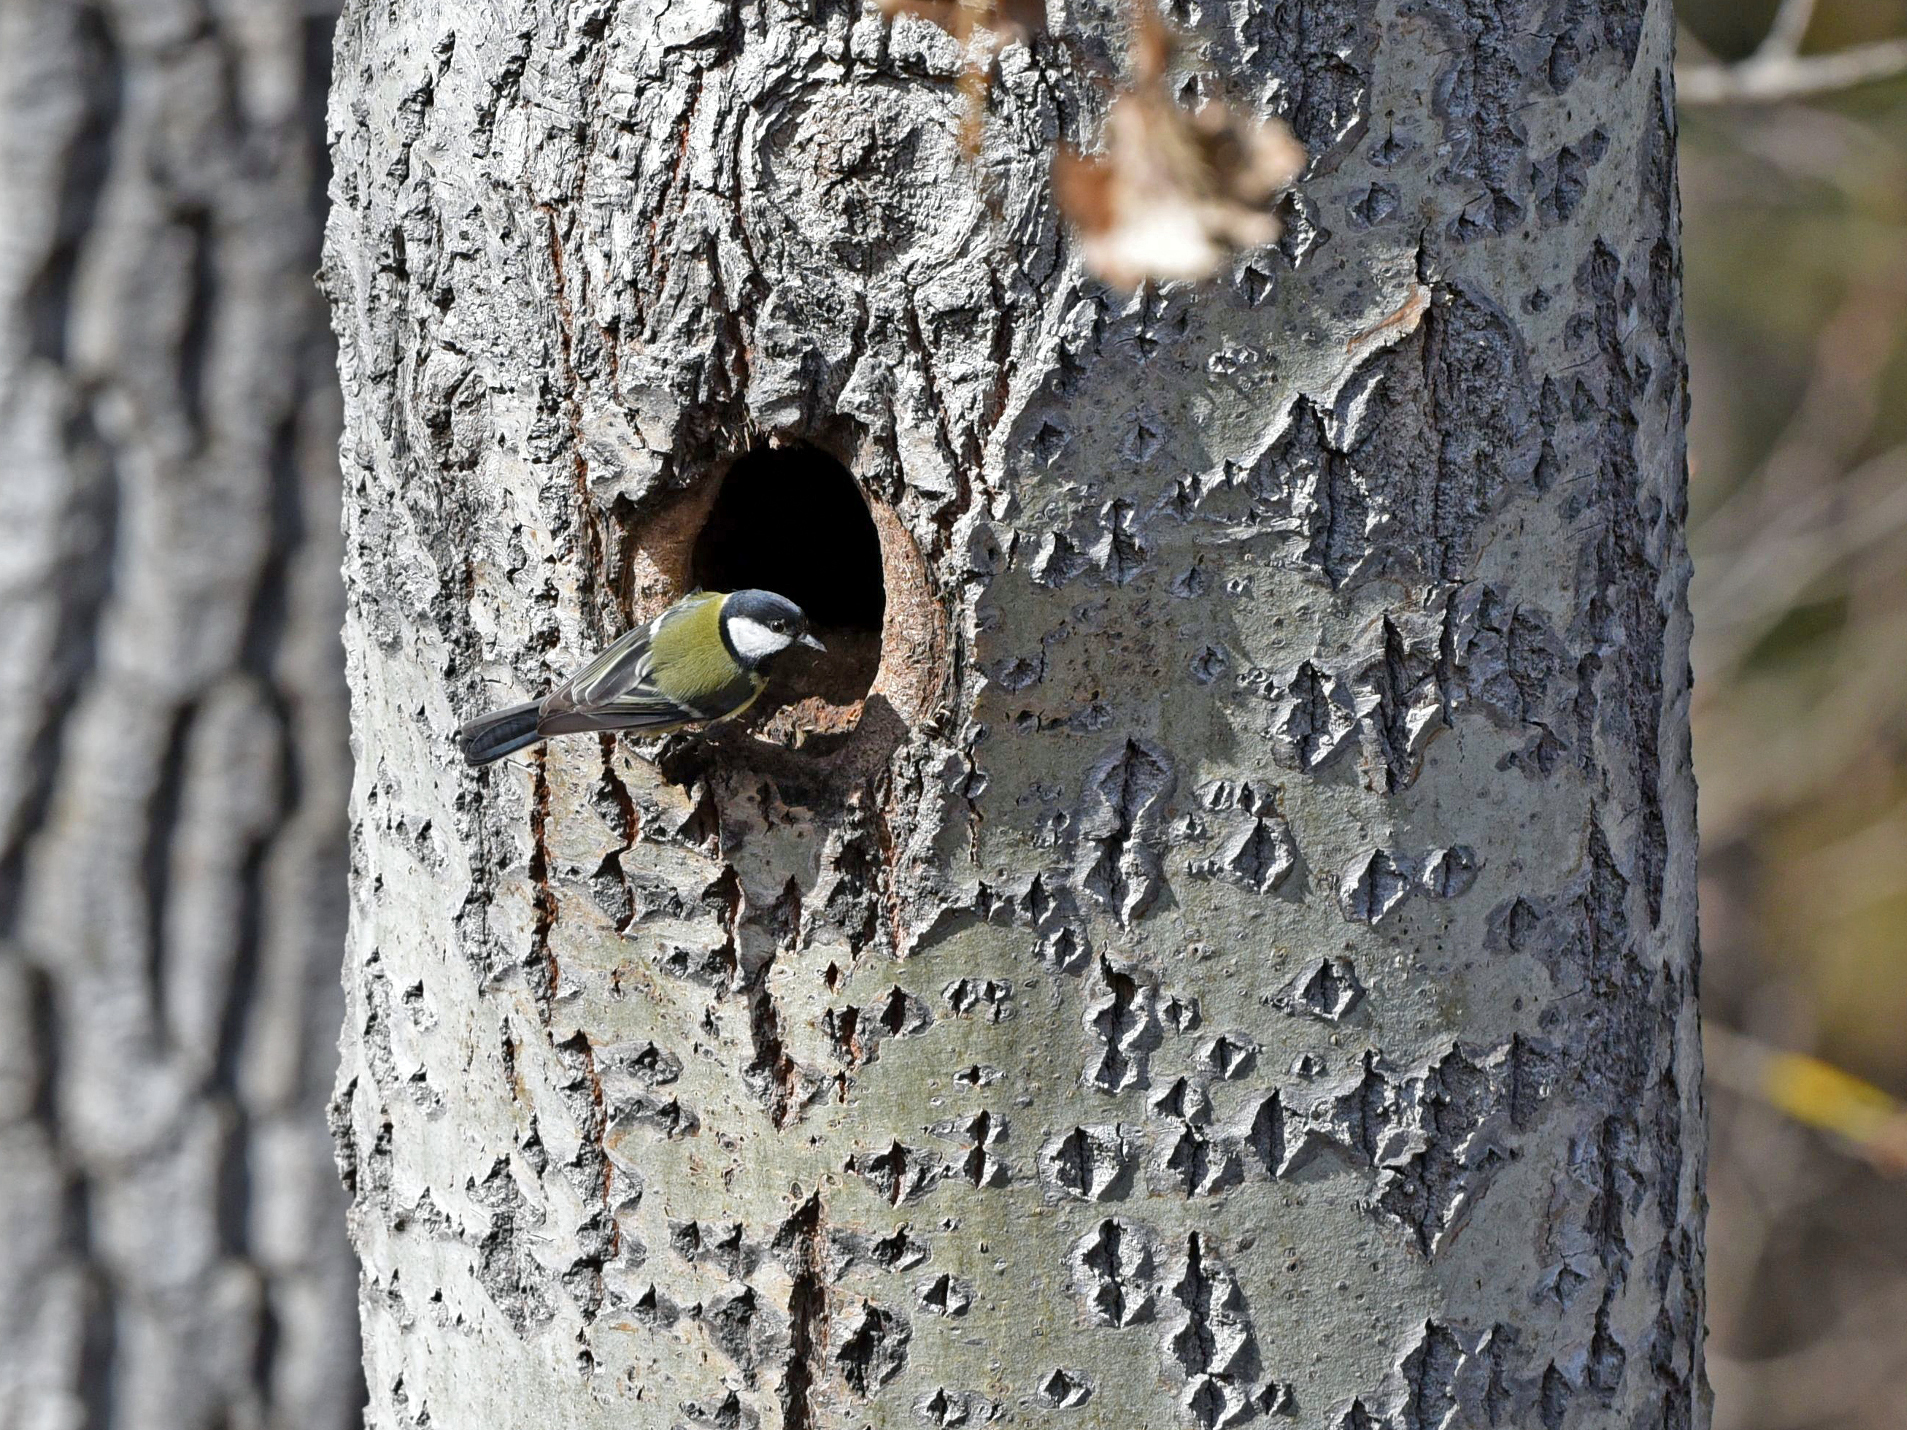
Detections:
[690, 446, 885, 741]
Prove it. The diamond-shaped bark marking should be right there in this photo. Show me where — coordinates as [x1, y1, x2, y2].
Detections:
[944, 977, 1014, 1021]
[1076, 738, 1177, 925]
[929, 1110, 1010, 1189]
[835, 1301, 910, 1396]
[1419, 846, 1480, 899]
[1202, 1031, 1260, 1079]
[916, 1272, 972, 1318]
[1156, 1122, 1243, 1197]
[1038, 1368, 1094, 1408]
[1084, 956, 1162, 1092]
[1340, 848, 1415, 923]
[1271, 661, 1361, 772]
[1242, 1092, 1287, 1177]
[1072, 1217, 1159, 1327]
[1041, 1124, 1136, 1202]
[1165, 1234, 1265, 1427]
[1150, 1076, 1213, 1126]
[848, 1142, 942, 1205]
[1278, 957, 1365, 1022]
[877, 985, 934, 1037]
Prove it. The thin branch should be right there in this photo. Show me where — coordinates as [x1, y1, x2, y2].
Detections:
[1706, 1023, 1907, 1175]
[1693, 449, 1907, 697]
[1754, 0, 1819, 62]
[1679, 36, 1907, 106]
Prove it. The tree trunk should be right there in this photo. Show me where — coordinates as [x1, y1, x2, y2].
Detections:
[0, 3, 359, 1427]
[323, 0, 1703, 1426]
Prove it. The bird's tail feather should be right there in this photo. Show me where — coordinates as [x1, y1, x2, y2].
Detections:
[460, 701, 544, 766]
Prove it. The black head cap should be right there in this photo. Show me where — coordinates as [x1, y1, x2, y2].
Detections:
[720, 589, 825, 666]
[725, 589, 806, 628]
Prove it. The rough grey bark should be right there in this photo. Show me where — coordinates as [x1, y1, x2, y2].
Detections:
[0, 2, 360, 1427]
[323, 0, 1703, 1427]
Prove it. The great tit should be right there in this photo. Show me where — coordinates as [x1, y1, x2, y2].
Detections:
[459, 589, 825, 767]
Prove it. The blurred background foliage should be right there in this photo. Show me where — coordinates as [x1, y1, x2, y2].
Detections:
[1677, 1, 1907, 1425]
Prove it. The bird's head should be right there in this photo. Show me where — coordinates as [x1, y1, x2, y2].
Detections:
[720, 589, 825, 669]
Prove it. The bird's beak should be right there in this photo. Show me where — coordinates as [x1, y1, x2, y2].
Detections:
[798, 632, 826, 651]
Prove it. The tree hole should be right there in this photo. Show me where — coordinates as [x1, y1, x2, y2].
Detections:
[690, 446, 885, 746]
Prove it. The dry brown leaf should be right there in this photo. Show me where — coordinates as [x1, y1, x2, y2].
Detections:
[1055, 89, 1305, 289]
[875, 0, 1046, 46]
[876, 0, 1046, 156]
[1052, 0, 1304, 288]
[878, 0, 1305, 276]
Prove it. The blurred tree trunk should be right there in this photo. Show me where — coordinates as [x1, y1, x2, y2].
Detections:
[323, 0, 1704, 1427]
[0, 2, 359, 1427]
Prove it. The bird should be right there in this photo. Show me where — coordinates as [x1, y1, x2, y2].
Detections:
[459, 588, 824, 767]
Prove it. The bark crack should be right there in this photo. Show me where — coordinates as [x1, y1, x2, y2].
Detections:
[595, 736, 640, 932]
[142, 700, 199, 1039]
[742, 877, 804, 1127]
[528, 748, 559, 1017]
[779, 1192, 827, 1430]
[0, 407, 119, 934]
[542, 206, 608, 643]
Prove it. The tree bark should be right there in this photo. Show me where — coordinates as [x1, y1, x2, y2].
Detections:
[323, 0, 1703, 1427]
[0, 2, 359, 1427]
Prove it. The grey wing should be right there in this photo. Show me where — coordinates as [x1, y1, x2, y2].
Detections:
[555, 621, 656, 708]
[538, 619, 692, 734]
[537, 700, 690, 737]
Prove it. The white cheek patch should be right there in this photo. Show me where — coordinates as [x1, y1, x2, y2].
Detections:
[727, 616, 793, 663]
